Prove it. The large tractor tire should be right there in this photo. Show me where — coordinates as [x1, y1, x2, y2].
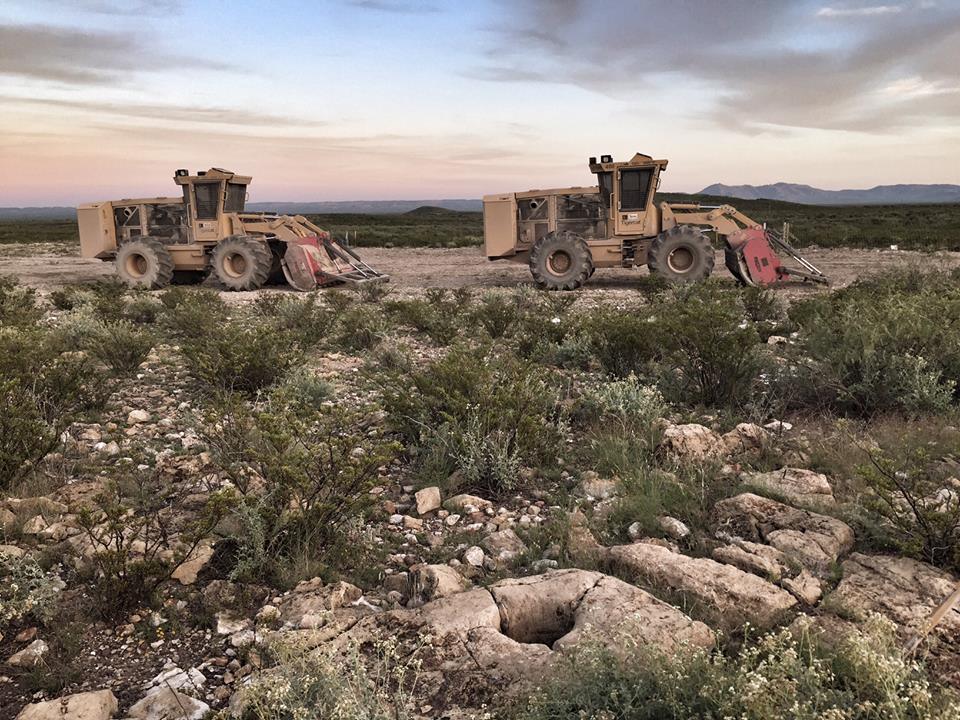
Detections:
[115, 237, 175, 289]
[211, 236, 273, 291]
[647, 225, 715, 283]
[529, 231, 593, 291]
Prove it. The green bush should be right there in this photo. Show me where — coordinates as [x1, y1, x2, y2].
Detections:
[0, 276, 43, 327]
[122, 295, 161, 324]
[575, 374, 666, 433]
[160, 287, 229, 339]
[0, 328, 104, 489]
[471, 292, 520, 339]
[206, 398, 399, 586]
[0, 554, 62, 630]
[49, 286, 96, 312]
[790, 269, 960, 415]
[333, 304, 389, 350]
[85, 320, 156, 373]
[515, 615, 959, 720]
[383, 345, 566, 495]
[179, 315, 303, 395]
[253, 293, 330, 347]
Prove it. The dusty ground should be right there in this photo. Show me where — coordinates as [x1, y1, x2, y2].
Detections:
[2, 243, 959, 298]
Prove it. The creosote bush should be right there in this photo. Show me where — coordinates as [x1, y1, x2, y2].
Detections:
[206, 397, 399, 586]
[0, 276, 43, 327]
[516, 615, 960, 720]
[85, 320, 156, 373]
[382, 345, 567, 495]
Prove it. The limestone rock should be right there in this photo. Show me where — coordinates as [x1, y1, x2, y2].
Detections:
[581, 475, 618, 500]
[712, 539, 790, 582]
[444, 494, 492, 512]
[828, 553, 960, 634]
[0, 506, 16, 530]
[278, 579, 364, 628]
[609, 542, 797, 631]
[15, 689, 118, 720]
[481, 528, 527, 561]
[743, 468, 835, 506]
[554, 574, 715, 656]
[8, 639, 48, 667]
[657, 516, 690, 540]
[463, 546, 485, 566]
[782, 569, 822, 605]
[406, 564, 469, 607]
[170, 540, 214, 586]
[416, 587, 502, 638]
[489, 569, 603, 644]
[128, 688, 209, 720]
[127, 409, 151, 424]
[415, 486, 442, 515]
[713, 493, 854, 576]
[722, 423, 769, 455]
[659, 423, 725, 462]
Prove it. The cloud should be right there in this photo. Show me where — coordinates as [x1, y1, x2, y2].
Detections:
[346, 0, 438, 13]
[0, 23, 234, 85]
[477, 0, 960, 134]
[42, 0, 184, 15]
[4, 96, 327, 129]
[816, 4, 903, 17]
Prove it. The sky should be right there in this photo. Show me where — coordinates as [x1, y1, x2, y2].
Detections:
[0, 0, 958, 205]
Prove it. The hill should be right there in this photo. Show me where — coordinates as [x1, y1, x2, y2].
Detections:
[699, 182, 960, 205]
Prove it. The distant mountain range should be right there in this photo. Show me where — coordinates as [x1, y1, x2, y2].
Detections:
[698, 182, 960, 205]
[0, 199, 483, 221]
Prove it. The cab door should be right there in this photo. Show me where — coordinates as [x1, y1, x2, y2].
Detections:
[613, 166, 656, 236]
[189, 181, 223, 242]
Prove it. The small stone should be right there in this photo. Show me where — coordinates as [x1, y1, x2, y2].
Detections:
[128, 688, 209, 720]
[402, 515, 423, 531]
[389, 514, 404, 525]
[415, 486, 442, 516]
[627, 522, 644, 541]
[20, 515, 47, 535]
[463, 546, 485, 566]
[7, 639, 48, 667]
[14, 627, 37, 643]
[215, 613, 250, 636]
[766, 335, 788, 345]
[127, 409, 151, 424]
[782, 569, 823, 605]
[444, 514, 461, 527]
[657, 516, 690, 540]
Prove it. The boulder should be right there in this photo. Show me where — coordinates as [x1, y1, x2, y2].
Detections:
[827, 553, 960, 634]
[277, 579, 364, 627]
[444, 494, 492, 512]
[415, 486, 442, 516]
[713, 493, 854, 576]
[481, 528, 527, 561]
[782, 569, 822, 605]
[127, 688, 209, 720]
[722, 423, 769, 455]
[15, 689, 118, 720]
[170, 540, 214, 586]
[8, 639, 48, 667]
[712, 540, 789, 582]
[489, 569, 603, 644]
[406, 564, 469, 607]
[742, 468, 835, 506]
[659, 423, 725, 463]
[609, 542, 797, 631]
[416, 587, 502, 638]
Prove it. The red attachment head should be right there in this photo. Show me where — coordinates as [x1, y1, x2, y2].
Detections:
[727, 227, 783, 286]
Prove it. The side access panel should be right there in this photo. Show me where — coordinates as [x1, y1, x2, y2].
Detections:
[483, 194, 518, 258]
[77, 202, 117, 258]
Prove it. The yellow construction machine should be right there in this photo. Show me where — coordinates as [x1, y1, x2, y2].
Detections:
[77, 168, 387, 291]
[483, 153, 828, 289]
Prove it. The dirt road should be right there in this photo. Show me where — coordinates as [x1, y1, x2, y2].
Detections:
[2, 243, 958, 297]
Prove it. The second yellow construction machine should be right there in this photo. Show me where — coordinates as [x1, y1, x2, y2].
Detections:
[483, 153, 828, 289]
[77, 168, 387, 291]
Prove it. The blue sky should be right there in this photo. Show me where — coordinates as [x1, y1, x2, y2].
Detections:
[1, 0, 958, 204]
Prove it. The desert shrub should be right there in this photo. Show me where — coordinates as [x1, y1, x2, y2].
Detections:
[581, 309, 659, 377]
[856, 445, 960, 573]
[122, 295, 161, 324]
[206, 398, 398, 586]
[226, 636, 425, 720]
[85, 320, 155, 372]
[576, 374, 666, 432]
[383, 345, 566, 495]
[253, 293, 330, 347]
[179, 315, 303, 395]
[471, 292, 520, 339]
[385, 292, 465, 345]
[515, 615, 959, 720]
[0, 276, 43, 327]
[333, 303, 389, 350]
[75, 472, 230, 617]
[0, 329, 104, 489]
[790, 269, 960, 415]
[160, 287, 229, 339]
[0, 554, 62, 629]
[49, 285, 97, 312]
[270, 367, 333, 412]
[355, 280, 391, 304]
[83, 279, 129, 321]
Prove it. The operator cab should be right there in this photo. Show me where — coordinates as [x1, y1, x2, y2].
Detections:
[588, 153, 668, 237]
[173, 168, 251, 242]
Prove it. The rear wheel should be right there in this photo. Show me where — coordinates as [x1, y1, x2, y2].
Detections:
[647, 225, 714, 283]
[529, 231, 593, 291]
[211, 236, 273, 291]
[115, 238, 174, 289]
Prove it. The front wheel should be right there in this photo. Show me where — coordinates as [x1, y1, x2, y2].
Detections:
[647, 226, 715, 283]
[529, 231, 593, 291]
[211, 236, 273, 291]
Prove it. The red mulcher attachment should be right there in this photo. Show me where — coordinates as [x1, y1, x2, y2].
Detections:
[724, 226, 829, 287]
[280, 232, 388, 291]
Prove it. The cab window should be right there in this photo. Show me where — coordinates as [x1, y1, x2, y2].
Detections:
[224, 182, 247, 213]
[619, 168, 653, 210]
[193, 182, 221, 220]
